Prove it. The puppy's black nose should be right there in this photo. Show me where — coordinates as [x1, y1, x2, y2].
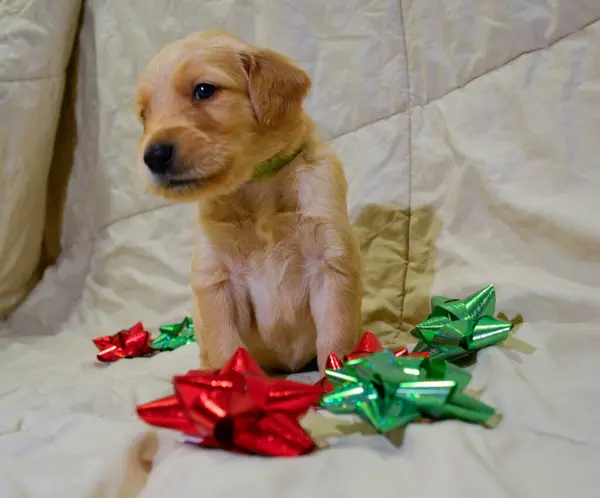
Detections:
[143, 142, 175, 174]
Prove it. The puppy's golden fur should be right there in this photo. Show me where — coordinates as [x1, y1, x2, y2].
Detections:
[135, 30, 362, 372]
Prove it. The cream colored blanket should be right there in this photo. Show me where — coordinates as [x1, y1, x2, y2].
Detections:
[1, 1, 600, 497]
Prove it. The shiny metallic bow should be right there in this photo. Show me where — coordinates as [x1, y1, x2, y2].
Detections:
[150, 316, 196, 351]
[316, 332, 428, 395]
[412, 285, 513, 361]
[320, 350, 499, 432]
[93, 322, 155, 362]
[137, 348, 321, 457]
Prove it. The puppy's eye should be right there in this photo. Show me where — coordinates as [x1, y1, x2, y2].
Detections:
[139, 109, 146, 122]
[193, 83, 217, 100]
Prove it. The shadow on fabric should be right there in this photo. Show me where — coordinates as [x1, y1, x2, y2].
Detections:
[353, 203, 442, 350]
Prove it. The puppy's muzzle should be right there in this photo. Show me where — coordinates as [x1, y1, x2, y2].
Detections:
[144, 141, 175, 175]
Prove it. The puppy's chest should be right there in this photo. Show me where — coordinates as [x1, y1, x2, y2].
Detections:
[227, 212, 321, 267]
[197, 212, 326, 289]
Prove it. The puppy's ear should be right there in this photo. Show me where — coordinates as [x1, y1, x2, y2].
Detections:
[240, 48, 311, 128]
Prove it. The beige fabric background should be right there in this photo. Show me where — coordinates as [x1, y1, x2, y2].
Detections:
[0, 0, 80, 317]
[1, 1, 600, 497]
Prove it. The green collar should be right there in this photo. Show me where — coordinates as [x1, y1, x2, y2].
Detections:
[250, 145, 305, 181]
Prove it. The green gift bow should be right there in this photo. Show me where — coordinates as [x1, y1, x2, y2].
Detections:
[412, 285, 513, 361]
[150, 317, 196, 351]
[320, 350, 499, 432]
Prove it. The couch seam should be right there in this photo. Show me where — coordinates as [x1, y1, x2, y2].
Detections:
[416, 16, 600, 107]
[397, 0, 412, 334]
[0, 73, 63, 83]
[329, 16, 600, 142]
[328, 107, 407, 142]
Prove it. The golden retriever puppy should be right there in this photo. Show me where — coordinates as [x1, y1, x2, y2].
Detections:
[135, 30, 362, 373]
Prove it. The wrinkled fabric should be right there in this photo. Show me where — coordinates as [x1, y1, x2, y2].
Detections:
[0, 0, 81, 317]
[1, 0, 600, 497]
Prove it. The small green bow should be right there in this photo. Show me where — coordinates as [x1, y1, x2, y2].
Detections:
[151, 317, 196, 351]
[412, 285, 513, 361]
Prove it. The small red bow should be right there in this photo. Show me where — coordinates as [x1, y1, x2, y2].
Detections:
[316, 332, 430, 394]
[137, 348, 321, 457]
[93, 322, 155, 362]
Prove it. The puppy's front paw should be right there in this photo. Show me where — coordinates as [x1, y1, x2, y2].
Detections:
[317, 341, 352, 376]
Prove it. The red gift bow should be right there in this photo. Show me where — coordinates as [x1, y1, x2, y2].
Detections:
[315, 331, 430, 394]
[137, 348, 321, 457]
[93, 322, 155, 362]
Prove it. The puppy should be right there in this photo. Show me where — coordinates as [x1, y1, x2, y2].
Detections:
[135, 30, 362, 373]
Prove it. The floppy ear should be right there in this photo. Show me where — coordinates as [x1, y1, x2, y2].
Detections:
[240, 48, 311, 128]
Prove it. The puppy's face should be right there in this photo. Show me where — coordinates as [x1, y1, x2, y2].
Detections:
[135, 31, 311, 201]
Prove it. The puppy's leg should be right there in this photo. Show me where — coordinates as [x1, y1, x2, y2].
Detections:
[192, 279, 249, 369]
[310, 261, 362, 373]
